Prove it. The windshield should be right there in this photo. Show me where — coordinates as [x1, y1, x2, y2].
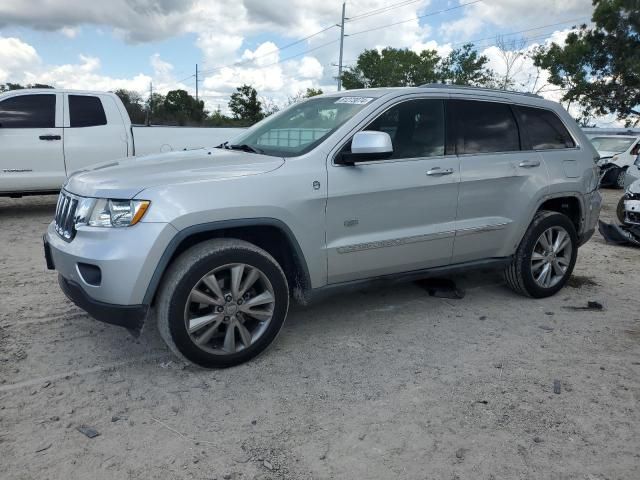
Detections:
[228, 96, 375, 157]
[590, 136, 636, 153]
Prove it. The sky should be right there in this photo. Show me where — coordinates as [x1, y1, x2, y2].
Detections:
[0, 0, 603, 119]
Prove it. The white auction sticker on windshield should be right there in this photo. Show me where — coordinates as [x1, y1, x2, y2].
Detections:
[335, 97, 373, 105]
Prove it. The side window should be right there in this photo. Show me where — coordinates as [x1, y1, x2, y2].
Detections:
[454, 100, 520, 154]
[515, 106, 575, 149]
[365, 99, 445, 159]
[0, 94, 56, 128]
[69, 95, 107, 128]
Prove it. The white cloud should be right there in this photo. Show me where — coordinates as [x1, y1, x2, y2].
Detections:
[59, 26, 80, 38]
[0, 36, 41, 83]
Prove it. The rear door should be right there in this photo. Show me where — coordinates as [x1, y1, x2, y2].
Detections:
[0, 92, 65, 193]
[63, 94, 129, 174]
[450, 98, 549, 263]
[326, 97, 460, 284]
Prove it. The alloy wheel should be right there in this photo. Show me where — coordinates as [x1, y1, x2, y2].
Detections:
[530, 226, 573, 288]
[184, 263, 275, 355]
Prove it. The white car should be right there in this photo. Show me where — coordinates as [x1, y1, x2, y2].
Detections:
[589, 134, 640, 188]
[0, 89, 244, 196]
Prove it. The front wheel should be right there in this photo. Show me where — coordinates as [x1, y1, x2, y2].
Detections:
[505, 211, 578, 298]
[156, 239, 289, 368]
[615, 168, 627, 189]
[616, 196, 626, 224]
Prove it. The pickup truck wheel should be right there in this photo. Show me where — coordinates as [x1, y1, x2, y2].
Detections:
[615, 168, 627, 189]
[504, 211, 578, 298]
[156, 239, 289, 368]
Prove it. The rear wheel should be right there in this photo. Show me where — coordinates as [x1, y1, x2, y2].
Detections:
[505, 211, 578, 298]
[156, 239, 289, 368]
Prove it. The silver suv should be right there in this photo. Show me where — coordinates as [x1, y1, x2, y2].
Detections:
[44, 85, 602, 368]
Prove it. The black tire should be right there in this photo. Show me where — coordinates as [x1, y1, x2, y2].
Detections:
[156, 239, 289, 368]
[615, 168, 627, 189]
[504, 211, 578, 298]
[616, 196, 626, 224]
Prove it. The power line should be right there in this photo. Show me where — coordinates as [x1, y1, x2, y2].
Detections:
[346, 0, 484, 37]
[447, 17, 589, 49]
[198, 24, 338, 76]
[346, 0, 426, 22]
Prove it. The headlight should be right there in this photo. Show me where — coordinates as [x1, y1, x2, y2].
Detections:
[75, 198, 150, 228]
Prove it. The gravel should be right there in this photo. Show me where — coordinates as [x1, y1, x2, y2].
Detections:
[0, 190, 638, 479]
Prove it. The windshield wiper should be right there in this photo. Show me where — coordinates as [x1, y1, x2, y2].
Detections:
[229, 143, 263, 154]
[215, 141, 231, 149]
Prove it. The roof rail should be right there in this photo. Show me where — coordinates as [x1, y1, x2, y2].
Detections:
[419, 83, 543, 99]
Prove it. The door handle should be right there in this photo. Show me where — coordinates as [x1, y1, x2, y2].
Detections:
[39, 135, 61, 141]
[426, 167, 454, 176]
[519, 160, 541, 168]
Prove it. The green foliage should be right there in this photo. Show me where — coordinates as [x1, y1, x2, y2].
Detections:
[533, 0, 640, 124]
[304, 87, 323, 97]
[341, 45, 493, 89]
[438, 44, 495, 86]
[229, 84, 264, 124]
[0, 82, 54, 92]
[114, 89, 146, 124]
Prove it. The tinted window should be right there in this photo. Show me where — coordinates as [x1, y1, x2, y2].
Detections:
[69, 95, 107, 127]
[0, 94, 56, 128]
[516, 106, 575, 149]
[454, 100, 520, 154]
[365, 99, 445, 159]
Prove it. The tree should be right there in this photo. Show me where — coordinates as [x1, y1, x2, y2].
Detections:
[438, 43, 494, 86]
[164, 89, 206, 125]
[286, 87, 324, 105]
[493, 37, 527, 90]
[341, 47, 440, 89]
[228, 85, 263, 124]
[114, 89, 146, 124]
[304, 87, 323, 97]
[340, 45, 493, 89]
[533, 0, 640, 125]
[1, 82, 53, 92]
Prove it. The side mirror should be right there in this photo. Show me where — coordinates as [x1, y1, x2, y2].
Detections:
[631, 144, 639, 156]
[337, 131, 393, 165]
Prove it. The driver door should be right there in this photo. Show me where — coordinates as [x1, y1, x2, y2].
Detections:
[326, 98, 460, 284]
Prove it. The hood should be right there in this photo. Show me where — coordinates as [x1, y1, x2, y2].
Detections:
[596, 150, 618, 161]
[64, 148, 284, 198]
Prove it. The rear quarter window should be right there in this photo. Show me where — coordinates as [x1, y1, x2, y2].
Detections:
[515, 106, 575, 149]
[69, 95, 107, 128]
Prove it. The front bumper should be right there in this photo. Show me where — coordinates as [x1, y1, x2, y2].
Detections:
[45, 219, 178, 330]
[58, 275, 148, 333]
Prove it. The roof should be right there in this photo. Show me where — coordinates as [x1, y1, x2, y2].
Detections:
[419, 83, 542, 98]
[321, 84, 546, 102]
[0, 88, 118, 96]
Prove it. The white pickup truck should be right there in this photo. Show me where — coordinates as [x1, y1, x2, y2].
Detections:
[0, 89, 244, 196]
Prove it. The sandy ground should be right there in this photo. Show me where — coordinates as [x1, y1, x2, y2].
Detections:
[0, 189, 638, 480]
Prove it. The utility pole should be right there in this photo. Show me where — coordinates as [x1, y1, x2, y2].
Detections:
[195, 64, 199, 101]
[337, 2, 346, 91]
[146, 81, 153, 126]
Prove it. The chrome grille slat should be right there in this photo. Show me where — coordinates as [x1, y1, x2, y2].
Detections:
[54, 191, 79, 242]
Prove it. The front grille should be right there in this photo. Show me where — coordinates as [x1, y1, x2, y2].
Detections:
[54, 191, 79, 241]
